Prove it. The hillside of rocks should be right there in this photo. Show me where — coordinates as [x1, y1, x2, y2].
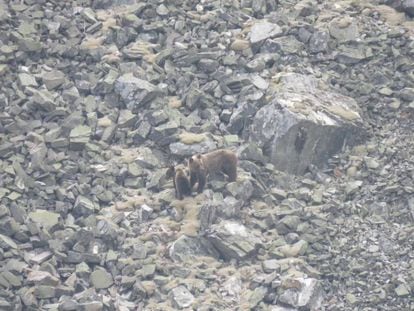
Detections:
[0, 0, 413, 310]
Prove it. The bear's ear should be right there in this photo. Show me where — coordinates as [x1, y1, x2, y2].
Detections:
[197, 154, 202, 159]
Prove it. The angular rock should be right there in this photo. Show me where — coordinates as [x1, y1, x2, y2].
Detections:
[18, 37, 42, 52]
[73, 196, 96, 216]
[18, 73, 38, 87]
[28, 210, 60, 229]
[90, 269, 113, 289]
[170, 286, 194, 309]
[169, 235, 220, 262]
[278, 278, 324, 310]
[34, 285, 56, 299]
[69, 125, 91, 150]
[207, 221, 262, 260]
[248, 286, 268, 309]
[118, 109, 137, 128]
[250, 20, 282, 44]
[41, 70, 65, 90]
[276, 240, 309, 257]
[0, 234, 17, 250]
[309, 31, 330, 53]
[336, 45, 372, 64]
[27, 270, 59, 286]
[329, 17, 359, 42]
[250, 73, 366, 175]
[31, 89, 57, 112]
[115, 73, 162, 110]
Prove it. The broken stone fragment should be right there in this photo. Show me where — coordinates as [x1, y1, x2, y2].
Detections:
[278, 277, 324, 310]
[115, 73, 162, 110]
[41, 70, 65, 90]
[69, 125, 91, 151]
[90, 269, 113, 289]
[18, 73, 37, 87]
[18, 37, 42, 52]
[73, 196, 96, 216]
[250, 20, 282, 44]
[329, 17, 359, 43]
[0, 234, 17, 250]
[27, 270, 59, 286]
[169, 235, 220, 262]
[31, 88, 57, 112]
[207, 221, 262, 260]
[118, 109, 137, 128]
[28, 209, 60, 229]
[170, 285, 194, 309]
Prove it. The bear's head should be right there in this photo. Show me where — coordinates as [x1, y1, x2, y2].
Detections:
[188, 154, 204, 172]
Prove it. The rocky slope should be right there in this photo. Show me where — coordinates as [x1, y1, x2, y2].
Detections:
[0, 0, 413, 310]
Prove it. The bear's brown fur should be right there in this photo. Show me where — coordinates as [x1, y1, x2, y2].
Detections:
[188, 149, 237, 193]
[168, 165, 192, 200]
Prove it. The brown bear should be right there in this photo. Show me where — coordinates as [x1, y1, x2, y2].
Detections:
[167, 165, 192, 200]
[188, 149, 237, 193]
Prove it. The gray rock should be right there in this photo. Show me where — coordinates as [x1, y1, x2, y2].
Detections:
[169, 235, 220, 262]
[90, 269, 113, 289]
[263, 259, 281, 273]
[329, 17, 359, 42]
[169, 139, 217, 157]
[170, 285, 194, 309]
[250, 73, 366, 175]
[18, 37, 42, 52]
[216, 196, 241, 219]
[265, 36, 304, 55]
[79, 301, 103, 311]
[117, 109, 137, 128]
[115, 73, 162, 110]
[34, 285, 56, 298]
[207, 221, 262, 260]
[250, 20, 282, 44]
[226, 179, 254, 201]
[276, 240, 308, 257]
[28, 210, 60, 229]
[249, 286, 268, 309]
[69, 125, 91, 150]
[198, 201, 217, 231]
[336, 45, 373, 64]
[73, 196, 96, 216]
[395, 283, 410, 296]
[27, 270, 59, 286]
[251, 75, 269, 91]
[278, 278, 324, 310]
[270, 306, 297, 311]
[41, 70, 65, 90]
[0, 234, 17, 250]
[18, 73, 38, 87]
[309, 31, 330, 53]
[28, 251, 53, 265]
[31, 89, 57, 111]
[134, 147, 161, 169]
[345, 180, 363, 195]
[0, 142, 15, 158]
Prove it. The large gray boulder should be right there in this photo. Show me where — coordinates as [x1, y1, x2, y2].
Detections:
[278, 277, 325, 310]
[114, 73, 162, 111]
[206, 221, 262, 260]
[250, 73, 366, 175]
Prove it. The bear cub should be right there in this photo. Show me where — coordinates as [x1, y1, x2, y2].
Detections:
[167, 165, 192, 200]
